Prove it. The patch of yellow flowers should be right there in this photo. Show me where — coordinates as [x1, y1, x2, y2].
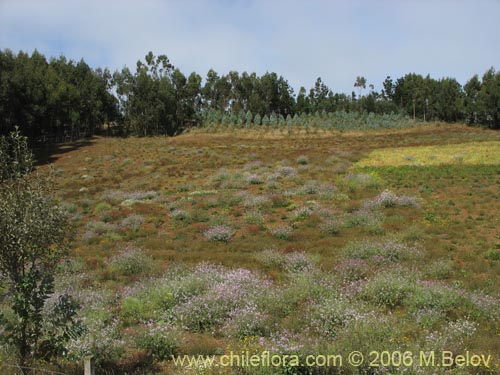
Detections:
[356, 141, 500, 167]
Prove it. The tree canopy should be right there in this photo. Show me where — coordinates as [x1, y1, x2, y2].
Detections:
[1, 49, 499, 142]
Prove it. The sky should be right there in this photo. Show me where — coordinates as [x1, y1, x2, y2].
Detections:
[1, 0, 499, 94]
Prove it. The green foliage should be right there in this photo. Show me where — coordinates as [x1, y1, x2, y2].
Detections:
[0, 130, 79, 365]
[136, 322, 180, 361]
[0, 49, 118, 142]
[0, 127, 33, 182]
[94, 202, 112, 214]
[107, 247, 155, 278]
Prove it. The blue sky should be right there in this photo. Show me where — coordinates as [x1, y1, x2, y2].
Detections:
[1, 0, 499, 94]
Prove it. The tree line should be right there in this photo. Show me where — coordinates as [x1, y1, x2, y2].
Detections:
[1, 49, 499, 141]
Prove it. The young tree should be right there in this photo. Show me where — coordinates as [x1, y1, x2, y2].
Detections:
[0, 130, 80, 367]
[354, 76, 367, 98]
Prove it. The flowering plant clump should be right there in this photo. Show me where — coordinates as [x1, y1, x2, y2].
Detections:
[300, 180, 319, 194]
[319, 218, 342, 235]
[246, 173, 264, 185]
[244, 210, 265, 226]
[363, 189, 420, 209]
[170, 208, 190, 221]
[204, 225, 235, 242]
[277, 166, 297, 178]
[269, 225, 293, 240]
[344, 239, 422, 263]
[223, 303, 271, 338]
[307, 297, 366, 339]
[108, 246, 154, 277]
[336, 258, 369, 281]
[241, 193, 270, 207]
[283, 252, 316, 273]
[136, 320, 180, 360]
[66, 317, 125, 366]
[120, 214, 145, 230]
[291, 206, 313, 221]
[173, 268, 272, 333]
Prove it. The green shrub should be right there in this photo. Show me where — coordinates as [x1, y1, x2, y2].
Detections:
[307, 297, 364, 339]
[136, 322, 180, 361]
[94, 202, 112, 214]
[108, 247, 155, 277]
[361, 273, 416, 308]
[296, 155, 308, 165]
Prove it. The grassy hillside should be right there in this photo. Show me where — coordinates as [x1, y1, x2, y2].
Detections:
[6, 123, 498, 374]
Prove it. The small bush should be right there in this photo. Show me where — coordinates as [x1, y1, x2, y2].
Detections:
[343, 239, 422, 263]
[136, 321, 180, 361]
[361, 273, 416, 308]
[425, 259, 454, 279]
[319, 218, 342, 235]
[120, 214, 145, 231]
[364, 190, 420, 209]
[204, 225, 235, 243]
[277, 166, 297, 177]
[344, 172, 382, 191]
[108, 247, 155, 277]
[269, 225, 293, 240]
[337, 259, 369, 281]
[170, 209, 190, 221]
[300, 180, 319, 194]
[223, 304, 270, 339]
[246, 173, 264, 185]
[296, 155, 308, 165]
[244, 210, 265, 227]
[308, 297, 364, 339]
[344, 208, 383, 229]
[94, 202, 112, 214]
[291, 206, 313, 221]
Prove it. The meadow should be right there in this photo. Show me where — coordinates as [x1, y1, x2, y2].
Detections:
[3, 122, 498, 374]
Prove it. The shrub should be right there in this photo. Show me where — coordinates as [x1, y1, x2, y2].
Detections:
[173, 268, 270, 333]
[203, 225, 235, 243]
[363, 190, 420, 209]
[223, 304, 270, 339]
[246, 173, 264, 185]
[291, 206, 313, 221]
[283, 252, 316, 273]
[336, 259, 369, 281]
[269, 225, 293, 240]
[277, 166, 297, 177]
[300, 180, 319, 194]
[344, 172, 382, 191]
[210, 168, 231, 183]
[94, 202, 112, 214]
[83, 221, 117, 241]
[406, 281, 462, 315]
[361, 273, 416, 308]
[256, 249, 316, 274]
[343, 239, 422, 263]
[319, 218, 342, 235]
[345, 207, 383, 228]
[120, 214, 145, 231]
[425, 259, 454, 279]
[308, 297, 365, 339]
[66, 317, 124, 367]
[170, 208, 190, 221]
[136, 321, 180, 361]
[244, 210, 265, 227]
[296, 155, 308, 165]
[108, 247, 155, 277]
